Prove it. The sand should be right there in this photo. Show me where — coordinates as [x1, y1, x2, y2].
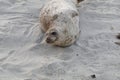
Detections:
[0, 0, 120, 80]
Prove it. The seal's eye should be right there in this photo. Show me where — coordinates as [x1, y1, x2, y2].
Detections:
[51, 31, 57, 35]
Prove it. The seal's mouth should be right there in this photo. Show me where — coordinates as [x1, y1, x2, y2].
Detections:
[46, 36, 58, 44]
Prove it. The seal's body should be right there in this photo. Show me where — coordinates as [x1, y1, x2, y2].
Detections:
[40, 0, 83, 47]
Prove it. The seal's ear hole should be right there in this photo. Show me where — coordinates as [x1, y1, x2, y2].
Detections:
[52, 14, 58, 20]
[77, 0, 84, 3]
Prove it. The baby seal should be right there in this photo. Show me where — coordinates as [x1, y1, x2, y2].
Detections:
[40, 0, 83, 47]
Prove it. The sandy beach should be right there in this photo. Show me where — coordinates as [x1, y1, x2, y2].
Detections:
[0, 0, 120, 80]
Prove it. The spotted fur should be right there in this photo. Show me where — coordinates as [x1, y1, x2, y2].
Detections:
[40, 0, 82, 47]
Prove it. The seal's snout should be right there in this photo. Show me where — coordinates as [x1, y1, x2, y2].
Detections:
[46, 37, 53, 43]
[46, 37, 57, 43]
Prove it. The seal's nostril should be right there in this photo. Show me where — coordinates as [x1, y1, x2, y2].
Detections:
[46, 38, 52, 43]
[46, 38, 50, 43]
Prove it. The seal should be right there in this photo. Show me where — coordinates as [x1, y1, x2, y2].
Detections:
[40, 0, 83, 47]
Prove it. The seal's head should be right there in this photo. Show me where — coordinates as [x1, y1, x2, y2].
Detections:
[41, 27, 76, 47]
